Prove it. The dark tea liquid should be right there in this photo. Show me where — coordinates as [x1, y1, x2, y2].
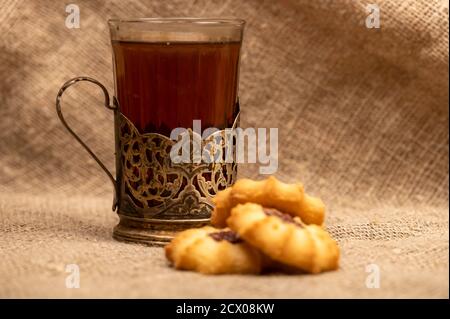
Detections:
[112, 41, 241, 136]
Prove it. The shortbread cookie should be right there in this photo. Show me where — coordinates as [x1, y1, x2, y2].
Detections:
[227, 203, 339, 273]
[165, 226, 263, 274]
[211, 176, 325, 227]
[211, 187, 233, 228]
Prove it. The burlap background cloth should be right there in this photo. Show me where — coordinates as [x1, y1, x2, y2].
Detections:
[0, 0, 448, 298]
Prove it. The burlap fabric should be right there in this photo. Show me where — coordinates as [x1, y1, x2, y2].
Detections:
[0, 0, 448, 298]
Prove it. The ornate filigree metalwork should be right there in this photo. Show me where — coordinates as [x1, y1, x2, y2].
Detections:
[117, 113, 238, 220]
[56, 76, 240, 246]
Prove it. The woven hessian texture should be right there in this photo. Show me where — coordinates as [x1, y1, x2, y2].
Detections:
[0, 0, 448, 298]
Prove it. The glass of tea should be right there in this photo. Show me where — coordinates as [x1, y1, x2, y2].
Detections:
[56, 18, 245, 245]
